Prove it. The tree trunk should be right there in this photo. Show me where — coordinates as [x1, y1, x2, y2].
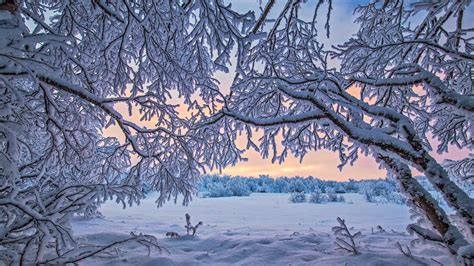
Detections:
[380, 155, 469, 255]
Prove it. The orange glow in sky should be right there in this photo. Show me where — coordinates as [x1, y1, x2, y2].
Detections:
[103, 82, 470, 181]
[211, 140, 470, 180]
[207, 85, 469, 180]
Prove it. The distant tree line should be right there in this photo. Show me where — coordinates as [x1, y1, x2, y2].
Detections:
[197, 174, 409, 204]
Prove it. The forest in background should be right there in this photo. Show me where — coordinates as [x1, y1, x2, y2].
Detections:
[195, 174, 473, 205]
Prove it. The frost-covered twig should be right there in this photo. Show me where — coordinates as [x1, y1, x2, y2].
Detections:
[443, 158, 473, 192]
[332, 217, 361, 255]
[396, 241, 413, 258]
[396, 241, 442, 265]
[39, 232, 166, 265]
[185, 213, 203, 236]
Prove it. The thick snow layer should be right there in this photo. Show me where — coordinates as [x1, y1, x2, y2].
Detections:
[72, 193, 452, 265]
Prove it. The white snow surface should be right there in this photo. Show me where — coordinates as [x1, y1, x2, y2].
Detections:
[72, 193, 452, 265]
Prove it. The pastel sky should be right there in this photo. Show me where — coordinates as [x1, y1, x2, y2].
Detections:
[105, 0, 472, 181]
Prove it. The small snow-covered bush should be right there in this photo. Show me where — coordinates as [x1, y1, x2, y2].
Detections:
[364, 190, 405, 204]
[309, 188, 328, 203]
[359, 180, 404, 205]
[327, 188, 345, 202]
[289, 192, 306, 203]
[197, 175, 412, 204]
[344, 179, 359, 193]
[228, 178, 251, 197]
[203, 182, 232, 198]
[288, 178, 307, 193]
[364, 191, 374, 202]
[255, 175, 273, 192]
[383, 192, 406, 205]
[270, 178, 290, 193]
[200, 176, 251, 198]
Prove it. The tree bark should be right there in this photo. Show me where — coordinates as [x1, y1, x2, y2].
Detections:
[380, 155, 469, 255]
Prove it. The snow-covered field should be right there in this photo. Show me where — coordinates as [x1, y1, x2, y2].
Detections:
[72, 193, 451, 265]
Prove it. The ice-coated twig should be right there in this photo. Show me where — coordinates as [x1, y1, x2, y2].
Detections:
[396, 241, 443, 265]
[396, 241, 413, 258]
[39, 232, 167, 264]
[185, 213, 203, 236]
[332, 217, 361, 255]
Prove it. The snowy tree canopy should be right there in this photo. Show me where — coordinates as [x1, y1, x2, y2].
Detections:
[1, 0, 473, 263]
[197, 0, 473, 259]
[0, 0, 256, 263]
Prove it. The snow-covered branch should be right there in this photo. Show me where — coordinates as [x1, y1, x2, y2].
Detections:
[380, 156, 468, 254]
[0, 0, 257, 263]
[351, 67, 474, 113]
[198, 0, 473, 258]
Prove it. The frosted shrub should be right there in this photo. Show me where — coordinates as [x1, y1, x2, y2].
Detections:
[384, 192, 406, 205]
[271, 178, 290, 193]
[360, 180, 403, 205]
[203, 182, 232, 198]
[309, 188, 328, 204]
[255, 175, 274, 192]
[327, 188, 345, 202]
[289, 192, 307, 203]
[288, 179, 307, 193]
[334, 195, 346, 202]
[364, 191, 374, 203]
[201, 177, 250, 198]
[228, 178, 251, 197]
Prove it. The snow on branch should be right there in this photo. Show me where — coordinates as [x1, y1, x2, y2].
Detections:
[351, 66, 474, 113]
[40, 232, 166, 265]
[0, 0, 257, 263]
[196, 0, 474, 258]
[380, 156, 468, 255]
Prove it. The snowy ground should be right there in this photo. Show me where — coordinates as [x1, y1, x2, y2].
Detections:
[72, 193, 451, 265]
